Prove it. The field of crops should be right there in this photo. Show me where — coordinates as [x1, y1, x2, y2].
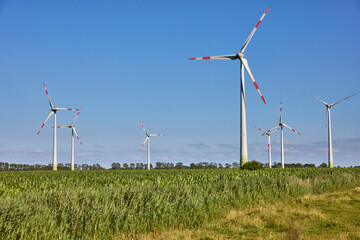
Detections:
[0, 168, 359, 239]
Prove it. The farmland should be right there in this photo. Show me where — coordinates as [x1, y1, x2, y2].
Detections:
[0, 168, 359, 239]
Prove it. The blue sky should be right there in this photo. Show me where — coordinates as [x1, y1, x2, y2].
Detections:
[0, 0, 359, 168]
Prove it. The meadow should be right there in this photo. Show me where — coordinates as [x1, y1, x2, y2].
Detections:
[0, 168, 359, 239]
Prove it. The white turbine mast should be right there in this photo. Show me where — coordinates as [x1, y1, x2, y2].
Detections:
[189, 7, 270, 166]
[37, 83, 80, 170]
[138, 121, 165, 170]
[55, 106, 83, 171]
[254, 125, 280, 168]
[268, 102, 301, 168]
[306, 91, 358, 168]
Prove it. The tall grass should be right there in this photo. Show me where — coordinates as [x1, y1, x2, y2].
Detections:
[0, 168, 359, 239]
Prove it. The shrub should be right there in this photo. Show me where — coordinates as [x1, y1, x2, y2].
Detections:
[241, 160, 264, 170]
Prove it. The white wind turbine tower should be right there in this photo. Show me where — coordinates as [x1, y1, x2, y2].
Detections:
[56, 106, 83, 171]
[139, 121, 165, 170]
[189, 7, 270, 166]
[306, 92, 358, 168]
[254, 125, 280, 168]
[268, 102, 301, 168]
[37, 83, 80, 171]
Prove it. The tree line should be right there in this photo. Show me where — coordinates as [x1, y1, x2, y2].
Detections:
[0, 161, 357, 171]
[0, 162, 104, 171]
[110, 161, 342, 170]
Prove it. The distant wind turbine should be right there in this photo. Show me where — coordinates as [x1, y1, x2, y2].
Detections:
[56, 106, 83, 171]
[306, 91, 358, 168]
[254, 125, 280, 168]
[189, 7, 270, 166]
[139, 121, 165, 170]
[37, 83, 80, 170]
[268, 102, 301, 168]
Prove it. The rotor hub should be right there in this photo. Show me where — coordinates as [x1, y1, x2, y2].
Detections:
[237, 52, 245, 59]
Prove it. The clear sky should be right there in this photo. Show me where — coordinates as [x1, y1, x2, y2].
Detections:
[0, 0, 359, 168]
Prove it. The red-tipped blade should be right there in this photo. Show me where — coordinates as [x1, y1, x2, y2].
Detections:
[37, 111, 54, 135]
[241, 6, 270, 53]
[241, 57, 266, 104]
[139, 137, 149, 151]
[254, 125, 267, 134]
[188, 54, 237, 61]
[43, 83, 54, 109]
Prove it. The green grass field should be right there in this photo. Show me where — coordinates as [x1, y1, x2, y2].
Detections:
[0, 168, 359, 239]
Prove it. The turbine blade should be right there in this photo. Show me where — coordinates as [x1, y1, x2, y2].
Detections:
[283, 123, 301, 135]
[71, 106, 83, 126]
[37, 111, 54, 135]
[43, 83, 54, 109]
[267, 125, 280, 133]
[149, 134, 165, 137]
[330, 93, 358, 107]
[139, 121, 149, 135]
[254, 125, 267, 134]
[55, 107, 81, 111]
[72, 127, 82, 145]
[139, 137, 149, 151]
[269, 128, 281, 135]
[304, 90, 328, 106]
[188, 54, 237, 60]
[280, 101, 283, 123]
[240, 6, 270, 53]
[241, 57, 266, 104]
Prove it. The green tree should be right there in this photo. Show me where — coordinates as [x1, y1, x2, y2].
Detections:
[319, 162, 327, 168]
[241, 160, 264, 170]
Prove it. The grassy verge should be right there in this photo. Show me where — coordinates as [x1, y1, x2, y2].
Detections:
[133, 187, 360, 240]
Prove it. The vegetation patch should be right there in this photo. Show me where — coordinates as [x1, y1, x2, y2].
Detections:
[0, 168, 359, 239]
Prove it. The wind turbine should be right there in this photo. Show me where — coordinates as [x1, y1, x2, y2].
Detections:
[268, 102, 301, 168]
[306, 92, 358, 168]
[139, 121, 165, 170]
[254, 125, 280, 168]
[55, 106, 83, 171]
[37, 83, 80, 170]
[189, 7, 270, 166]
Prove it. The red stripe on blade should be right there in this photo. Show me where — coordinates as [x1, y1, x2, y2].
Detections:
[261, 96, 266, 104]
[265, 6, 270, 14]
[255, 20, 262, 28]
[188, 58, 196, 60]
[203, 57, 211, 59]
